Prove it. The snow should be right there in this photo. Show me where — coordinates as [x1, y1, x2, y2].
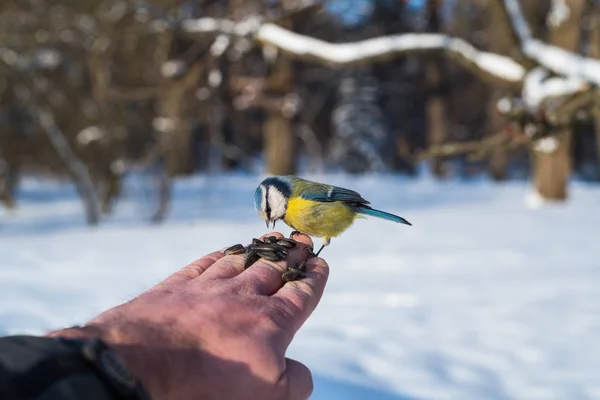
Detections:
[2, 173, 600, 400]
[175, 16, 527, 82]
[524, 40, 600, 87]
[504, 0, 600, 87]
[523, 67, 588, 109]
[502, 0, 533, 42]
[180, 16, 261, 36]
[256, 25, 526, 82]
[547, 0, 570, 29]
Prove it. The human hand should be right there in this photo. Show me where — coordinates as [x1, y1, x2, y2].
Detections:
[48, 232, 328, 400]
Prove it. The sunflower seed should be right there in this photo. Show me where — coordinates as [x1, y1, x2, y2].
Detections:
[296, 260, 307, 272]
[251, 244, 278, 252]
[256, 251, 281, 261]
[276, 238, 297, 248]
[224, 244, 245, 255]
[269, 243, 289, 255]
[244, 251, 260, 269]
[252, 238, 264, 246]
[282, 268, 304, 282]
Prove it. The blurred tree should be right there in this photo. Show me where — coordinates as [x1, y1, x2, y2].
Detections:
[530, 0, 583, 201]
[331, 67, 387, 173]
[423, 0, 450, 178]
[2, 0, 600, 222]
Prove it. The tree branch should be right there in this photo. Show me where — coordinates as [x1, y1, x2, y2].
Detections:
[179, 17, 526, 84]
[37, 108, 100, 225]
[503, 0, 600, 86]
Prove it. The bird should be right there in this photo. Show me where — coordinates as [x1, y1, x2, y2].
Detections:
[254, 175, 411, 257]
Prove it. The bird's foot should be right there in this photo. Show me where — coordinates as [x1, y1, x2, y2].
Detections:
[289, 230, 301, 240]
[312, 244, 325, 258]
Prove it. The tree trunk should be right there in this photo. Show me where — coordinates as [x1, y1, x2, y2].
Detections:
[425, 0, 449, 178]
[586, 3, 600, 181]
[265, 111, 295, 175]
[0, 154, 17, 209]
[532, 133, 571, 200]
[263, 54, 296, 176]
[425, 61, 449, 178]
[157, 62, 204, 176]
[484, 0, 524, 181]
[530, 0, 585, 200]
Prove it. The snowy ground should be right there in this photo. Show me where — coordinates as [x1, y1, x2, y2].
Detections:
[1, 173, 599, 400]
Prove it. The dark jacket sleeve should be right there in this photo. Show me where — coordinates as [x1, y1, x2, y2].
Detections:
[0, 336, 133, 400]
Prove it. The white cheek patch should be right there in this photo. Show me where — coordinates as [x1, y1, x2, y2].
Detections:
[267, 187, 287, 219]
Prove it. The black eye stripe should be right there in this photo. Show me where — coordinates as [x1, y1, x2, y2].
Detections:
[265, 186, 271, 219]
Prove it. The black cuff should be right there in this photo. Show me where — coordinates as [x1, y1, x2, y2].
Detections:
[0, 335, 150, 400]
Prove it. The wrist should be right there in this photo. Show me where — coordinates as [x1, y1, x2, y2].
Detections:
[47, 323, 158, 399]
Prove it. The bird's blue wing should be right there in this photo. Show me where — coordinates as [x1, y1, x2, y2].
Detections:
[301, 185, 370, 204]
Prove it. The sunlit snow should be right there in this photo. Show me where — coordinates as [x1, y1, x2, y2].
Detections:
[1, 173, 599, 399]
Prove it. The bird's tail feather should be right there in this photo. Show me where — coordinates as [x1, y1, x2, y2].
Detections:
[357, 206, 412, 225]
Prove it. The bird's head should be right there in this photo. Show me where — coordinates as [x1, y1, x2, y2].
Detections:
[254, 176, 292, 229]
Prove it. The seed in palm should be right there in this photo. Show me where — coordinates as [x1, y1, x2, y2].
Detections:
[296, 260, 307, 272]
[263, 236, 278, 244]
[256, 251, 281, 262]
[281, 268, 305, 282]
[244, 251, 260, 270]
[224, 244, 245, 255]
[275, 238, 296, 249]
[251, 244, 279, 252]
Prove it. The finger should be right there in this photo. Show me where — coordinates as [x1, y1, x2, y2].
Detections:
[147, 251, 224, 292]
[231, 233, 314, 295]
[273, 256, 329, 332]
[284, 358, 313, 400]
[199, 232, 286, 280]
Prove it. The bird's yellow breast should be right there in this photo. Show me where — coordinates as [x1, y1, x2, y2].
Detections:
[284, 196, 357, 239]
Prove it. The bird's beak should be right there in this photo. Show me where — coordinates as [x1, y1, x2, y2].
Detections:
[266, 220, 276, 229]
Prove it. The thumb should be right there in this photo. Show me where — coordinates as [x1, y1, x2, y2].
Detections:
[285, 358, 313, 400]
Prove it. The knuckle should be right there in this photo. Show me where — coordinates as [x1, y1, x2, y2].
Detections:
[261, 300, 298, 331]
[262, 232, 284, 239]
[256, 259, 287, 274]
[286, 282, 315, 303]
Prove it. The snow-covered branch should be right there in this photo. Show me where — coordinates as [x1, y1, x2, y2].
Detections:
[256, 25, 526, 82]
[523, 67, 589, 109]
[503, 0, 600, 87]
[179, 17, 526, 83]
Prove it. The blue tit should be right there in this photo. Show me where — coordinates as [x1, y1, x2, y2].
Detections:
[254, 175, 411, 256]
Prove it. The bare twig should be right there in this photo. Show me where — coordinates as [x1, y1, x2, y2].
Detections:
[37, 108, 100, 225]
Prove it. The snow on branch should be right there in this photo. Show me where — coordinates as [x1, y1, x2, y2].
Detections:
[179, 17, 526, 83]
[256, 24, 526, 82]
[524, 40, 600, 86]
[523, 67, 589, 108]
[503, 0, 600, 87]
[502, 0, 532, 42]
